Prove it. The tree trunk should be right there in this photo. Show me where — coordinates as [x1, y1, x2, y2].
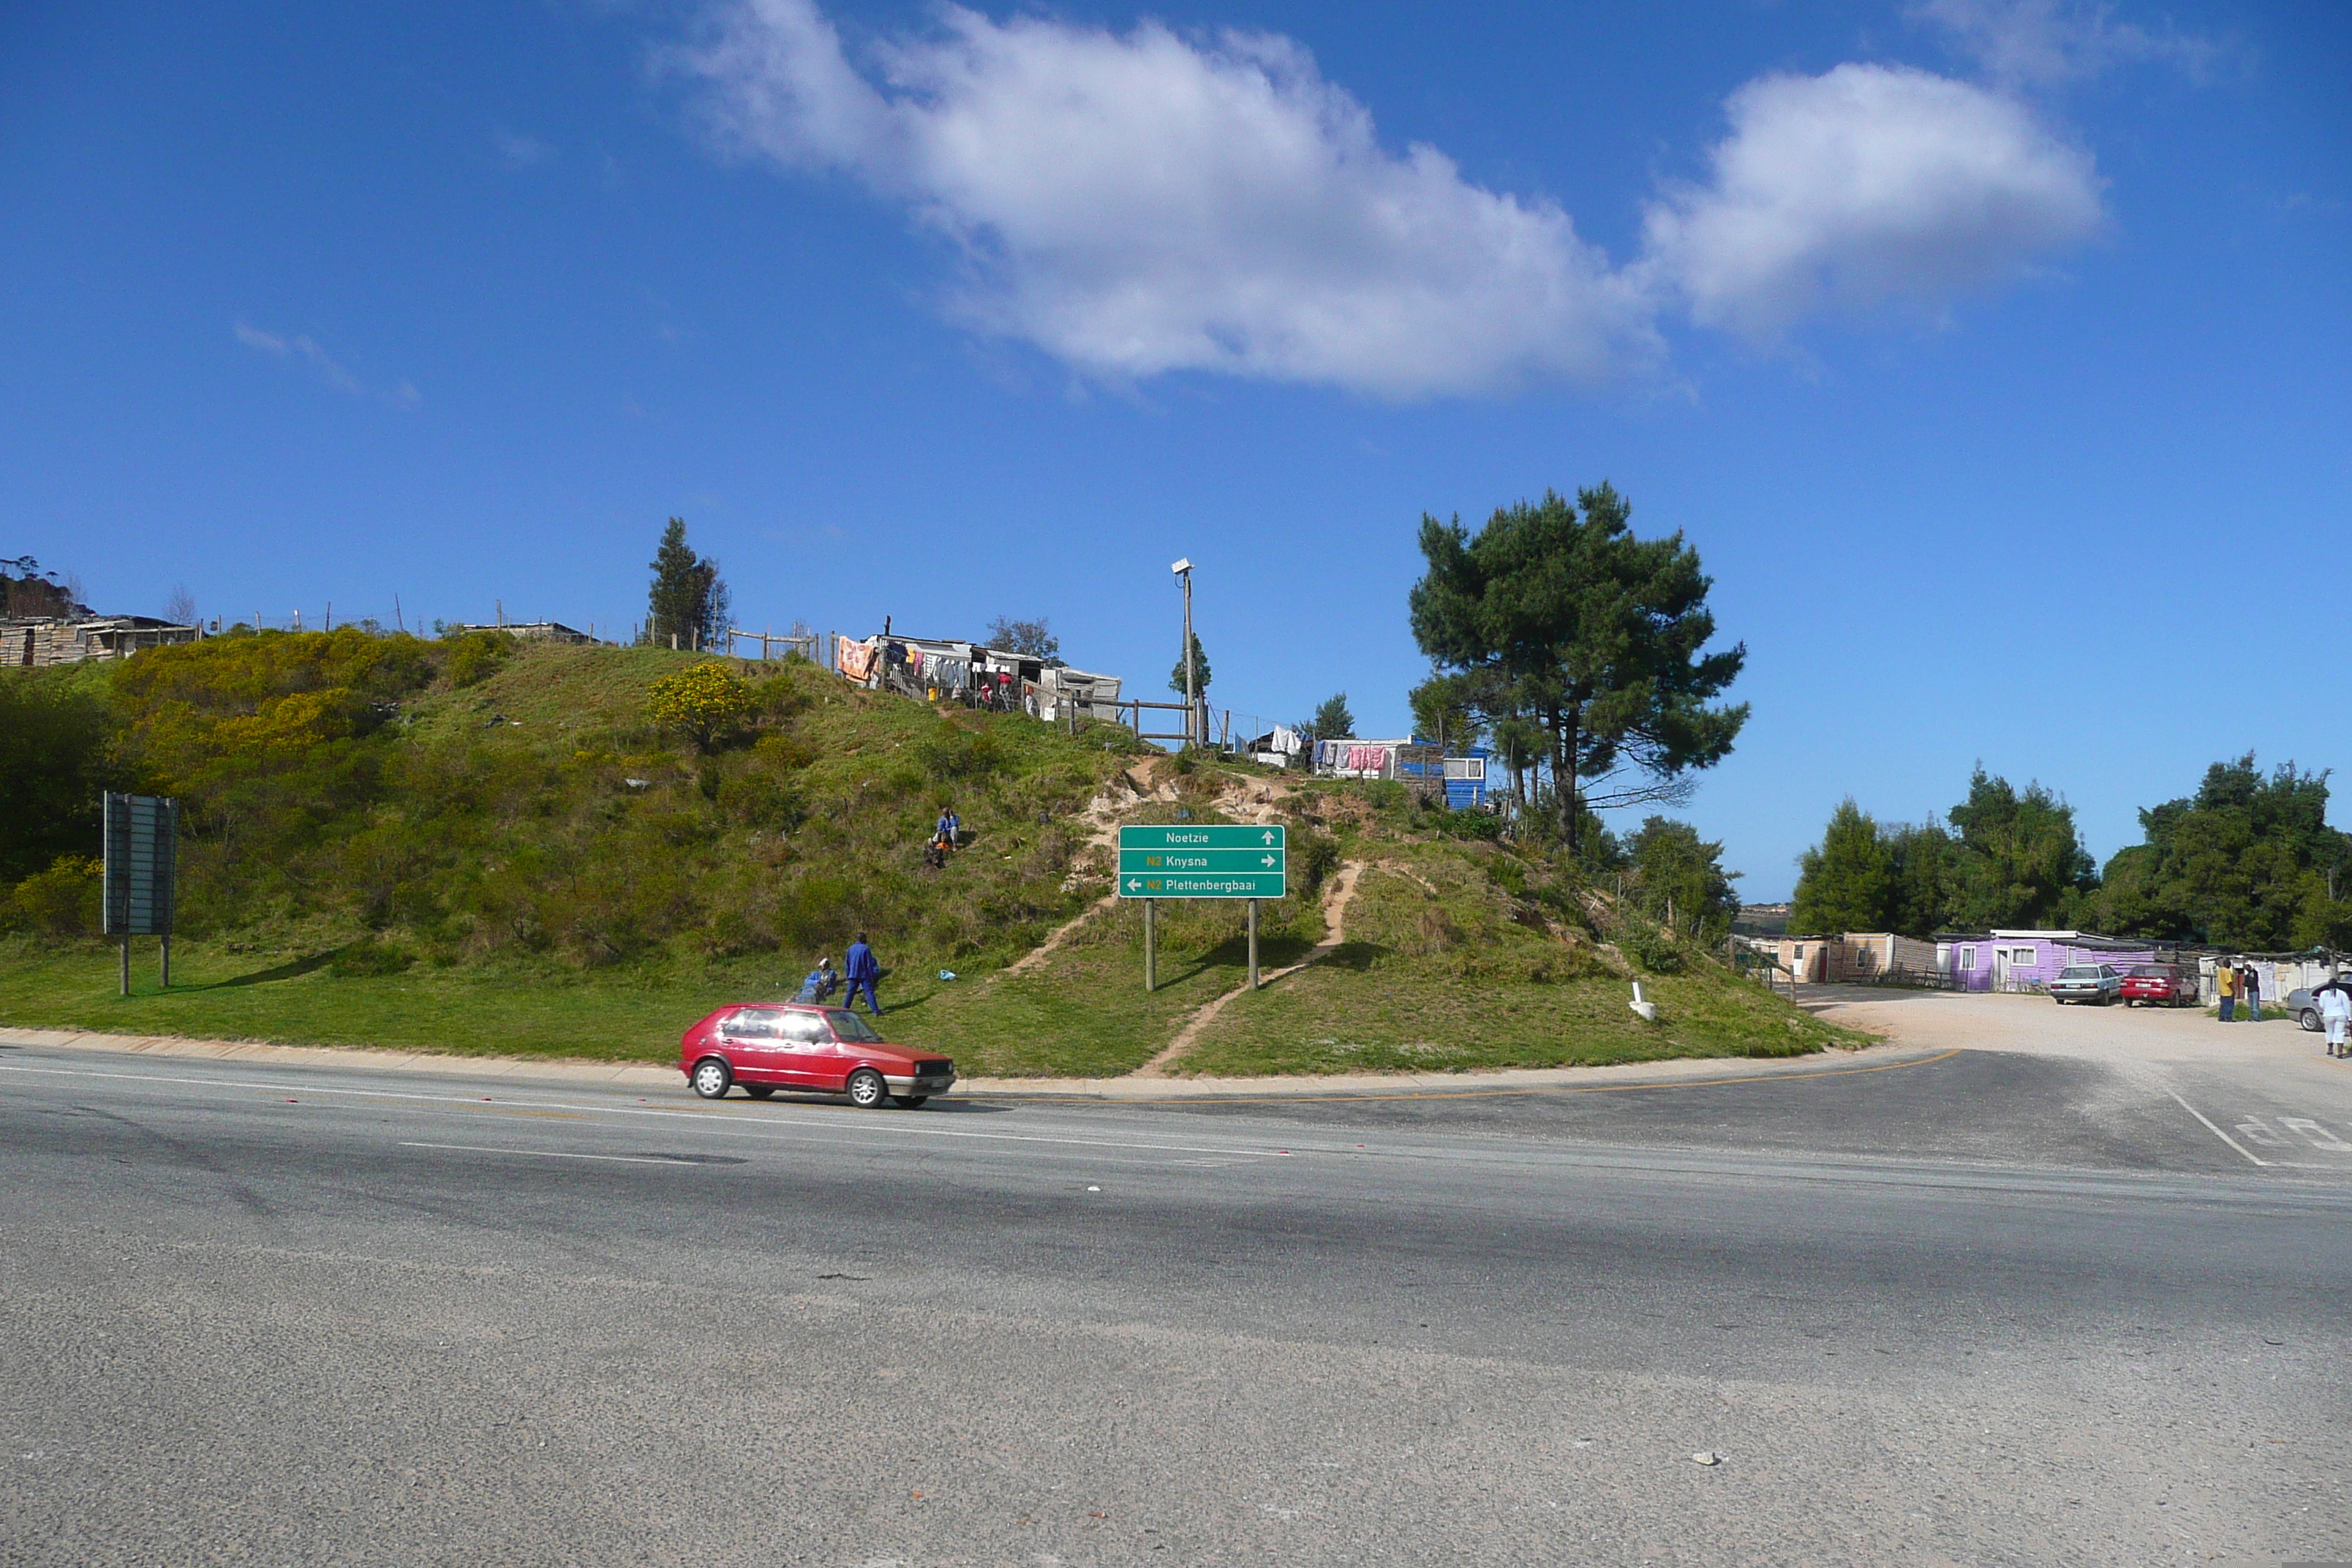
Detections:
[1555, 704, 1580, 855]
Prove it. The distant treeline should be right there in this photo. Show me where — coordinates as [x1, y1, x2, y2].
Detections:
[1791, 761, 2352, 951]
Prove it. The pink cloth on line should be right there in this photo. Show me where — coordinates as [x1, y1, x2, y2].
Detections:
[1346, 745, 1386, 772]
[836, 639, 876, 681]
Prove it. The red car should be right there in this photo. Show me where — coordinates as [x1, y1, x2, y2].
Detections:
[679, 1003, 956, 1108]
[2120, 964, 2199, 1008]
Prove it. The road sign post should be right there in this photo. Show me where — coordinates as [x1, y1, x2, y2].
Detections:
[1248, 898, 1259, 990]
[102, 792, 178, 996]
[1118, 824, 1284, 991]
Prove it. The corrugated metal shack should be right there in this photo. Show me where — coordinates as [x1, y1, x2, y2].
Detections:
[2, 616, 200, 668]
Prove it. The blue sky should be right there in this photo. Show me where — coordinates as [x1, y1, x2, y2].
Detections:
[4, 0, 2345, 899]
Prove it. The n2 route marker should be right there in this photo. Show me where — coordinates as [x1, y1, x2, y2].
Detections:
[1117, 823, 1286, 992]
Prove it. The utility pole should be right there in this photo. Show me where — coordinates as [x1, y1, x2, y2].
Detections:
[1172, 557, 1196, 747]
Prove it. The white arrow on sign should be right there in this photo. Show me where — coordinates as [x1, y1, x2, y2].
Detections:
[1261, 854, 1277, 867]
[1126, 878, 1142, 891]
[1260, 829, 1278, 844]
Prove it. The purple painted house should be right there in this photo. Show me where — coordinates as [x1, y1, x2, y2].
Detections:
[1933, 930, 2158, 993]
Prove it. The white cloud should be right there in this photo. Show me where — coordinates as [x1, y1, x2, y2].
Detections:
[677, 2, 2111, 393]
[678, 0, 1651, 397]
[235, 322, 421, 407]
[1907, 0, 2228, 88]
[1640, 64, 2105, 341]
[493, 127, 559, 170]
[235, 321, 365, 394]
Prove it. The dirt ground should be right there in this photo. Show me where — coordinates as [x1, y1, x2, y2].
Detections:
[1803, 983, 2325, 1068]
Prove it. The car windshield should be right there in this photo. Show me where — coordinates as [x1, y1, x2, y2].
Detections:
[2059, 966, 2100, 980]
[2130, 966, 2163, 978]
[825, 1009, 883, 1044]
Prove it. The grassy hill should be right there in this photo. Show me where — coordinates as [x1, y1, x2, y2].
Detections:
[0, 633, 1865, 1073]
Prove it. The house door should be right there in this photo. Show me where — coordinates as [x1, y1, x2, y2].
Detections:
[1991, 949, 2012, 991]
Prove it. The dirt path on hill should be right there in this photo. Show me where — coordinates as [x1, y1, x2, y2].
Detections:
[1132, 859, 1366, 1078]
[997, 764, 1305, 983]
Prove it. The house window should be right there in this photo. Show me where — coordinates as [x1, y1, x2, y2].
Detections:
[1793, 944, 1806, 962]
[2008, 946, 2035, 968]
[1959, 946, 1977, 971]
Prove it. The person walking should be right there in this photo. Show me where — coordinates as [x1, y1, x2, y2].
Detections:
[2241, 961, 2262, 1023]
[2217, 960, 2237, 1022]
[843, 932, 883, 1016]
[936, 804, 960, 848]
[2317, 973, 2352, 1058]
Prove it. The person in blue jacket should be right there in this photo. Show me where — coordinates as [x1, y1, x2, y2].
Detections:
[935, 805, 961, 848]
[843, 934, 883, 1015]
[795, 956, 838, 1003]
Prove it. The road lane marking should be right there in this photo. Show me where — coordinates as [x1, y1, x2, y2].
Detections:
[2167, 1090, 2268, 1167]
[2277, 1117, 2352, 1152]
[399, 1142, 690, 1165]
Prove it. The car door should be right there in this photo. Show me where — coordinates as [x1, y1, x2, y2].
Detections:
[721, 1008, 786, 1081]
[773, 1009, 837, 1088]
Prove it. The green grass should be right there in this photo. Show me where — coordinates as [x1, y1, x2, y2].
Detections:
[1177, 857, 1871, 1076]
[1, 640, 1862, 1077]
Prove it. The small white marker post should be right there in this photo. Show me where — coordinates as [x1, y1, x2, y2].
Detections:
[1630, 980, 1658, 1023]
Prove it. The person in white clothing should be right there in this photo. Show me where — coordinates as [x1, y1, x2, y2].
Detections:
[2317, 973, 2352, 1058]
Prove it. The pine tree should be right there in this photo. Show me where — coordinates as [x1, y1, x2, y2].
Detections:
[1167, 631, 1211, 698]
[646, 519, 728, 651]
[1792, 800, 1894, 934]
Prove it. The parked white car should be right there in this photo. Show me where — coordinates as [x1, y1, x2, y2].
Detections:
[2048, 963, 2125, 1005]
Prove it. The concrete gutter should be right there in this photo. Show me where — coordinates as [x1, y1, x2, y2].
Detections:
[0, 1023, 1936, 1101]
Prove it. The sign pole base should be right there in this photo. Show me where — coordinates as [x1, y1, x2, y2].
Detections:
[161, 932, 170, 989]
[1145, 900, 1156, 992]
[1248, 898, 1259, 990]
[120, 935, 131, 998]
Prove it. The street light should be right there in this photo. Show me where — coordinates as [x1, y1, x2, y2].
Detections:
[1171, 559, 1196, 747]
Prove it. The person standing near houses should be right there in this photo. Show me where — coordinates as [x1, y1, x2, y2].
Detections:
[2217, 960, 2237, 1021]
[2315, 972, 2352, 1058]
[843, 932, 883, 1016]
[2241, 961, 2262, 1023]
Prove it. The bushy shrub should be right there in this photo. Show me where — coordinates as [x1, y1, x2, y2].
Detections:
[1614, 922, 1686, 973]
[4, 855, 102, 936]
[444, 631, 510, 689]
[647, 663, 754, 753]
[1428, 807, 1503, 842]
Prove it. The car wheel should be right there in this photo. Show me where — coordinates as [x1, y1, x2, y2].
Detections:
[744, 1085, 776, 1100]
[846, 1068, 887, 1109]
[2305, 1009, 2324, 1033]
[690, 1057, 733, 1099]
[894, 1096, 930, 1109]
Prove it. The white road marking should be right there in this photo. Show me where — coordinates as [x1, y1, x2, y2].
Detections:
[2277, 1117, 2352, 1152]
[399, 1142, 687, 1164]
[2167, 1090, 2268, 1166]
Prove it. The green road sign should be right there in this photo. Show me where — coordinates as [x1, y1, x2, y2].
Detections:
[1119, 848, 1286, 874]
[1116, 824, 1286, 898]
[1120, 872, 1287, 899]
[1117, 824, 1286, 851]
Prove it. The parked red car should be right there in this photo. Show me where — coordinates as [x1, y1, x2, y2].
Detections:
[679, 1003, 956, 1108]
[2121, 964, 2199, 1008]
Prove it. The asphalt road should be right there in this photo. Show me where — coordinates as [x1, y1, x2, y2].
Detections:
[3, 1036, 2348, 1567]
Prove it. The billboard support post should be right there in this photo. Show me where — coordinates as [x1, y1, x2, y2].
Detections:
[1144, 899, 1156, 992]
